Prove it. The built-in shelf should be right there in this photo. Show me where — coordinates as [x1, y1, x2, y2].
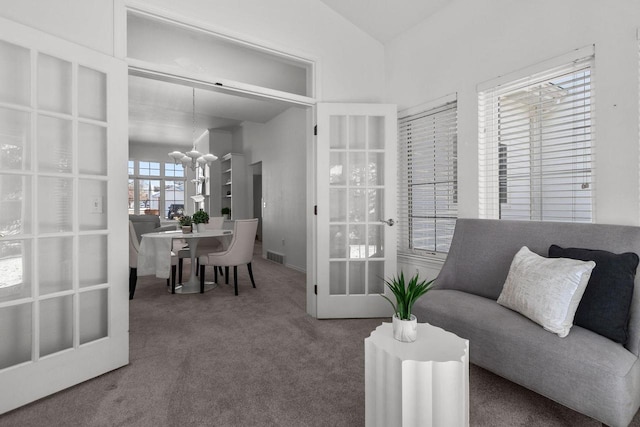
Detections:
[220, 153, 247, 219]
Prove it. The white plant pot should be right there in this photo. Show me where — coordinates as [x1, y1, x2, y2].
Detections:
[196, 223, 207, 233]
[392, 314, 418, 342]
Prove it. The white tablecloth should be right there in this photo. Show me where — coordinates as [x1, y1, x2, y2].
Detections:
[138, 233, 176, 279]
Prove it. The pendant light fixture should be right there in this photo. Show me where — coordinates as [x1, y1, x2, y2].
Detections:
[168, 87, 217, 171]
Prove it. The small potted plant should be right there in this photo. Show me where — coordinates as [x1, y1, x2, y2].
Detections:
[192, 209, 209, 233]
[221, 206, 231, 220]
[178, 215, 192, 234]
[381, 272, 435, 342]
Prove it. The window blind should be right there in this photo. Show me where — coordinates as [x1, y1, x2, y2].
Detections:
[478, 54, 594, 222]
[398, 101, 458, 254]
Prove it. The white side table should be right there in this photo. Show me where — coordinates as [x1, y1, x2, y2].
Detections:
[365, 322, 469, 427]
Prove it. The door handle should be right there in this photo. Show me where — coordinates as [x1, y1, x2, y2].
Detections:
[380, 218, 395, 227]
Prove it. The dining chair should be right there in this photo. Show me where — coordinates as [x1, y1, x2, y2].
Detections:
[129, 220, 178, 299]
[177, 216, 226, 281]
[198, 218, 258, 295]
[129, 214, 177, 242]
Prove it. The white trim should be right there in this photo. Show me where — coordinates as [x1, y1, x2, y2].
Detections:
[398, 252, 446, 271]
[128, 61, 315, 107]
[115, 0, 319, 100]
[398, 92, 457, 119]
[477, 45, 595, 92]
[306, 105, 317, 317]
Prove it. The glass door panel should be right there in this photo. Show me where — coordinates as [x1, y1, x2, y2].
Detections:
[0, 303, 32, 369]
[78, 66, 106, 121]
[37, 54, 72, 114]
[38, 237, 73, 295]
[78, 123, 107, 175]
[0, 107, 31, 171]
[0, 40, 30, 106]
[0, 175, 32, 235]
[328, 114, 386, 293]
[38, 177, 73, 233]
[329, 262, 346, 295]
[39, 295, 73, 357]
[37, 116, 73, 174]
[79, 235, 108, 288]
[0, 239, 32, 302]
[79, 289, 108, 344]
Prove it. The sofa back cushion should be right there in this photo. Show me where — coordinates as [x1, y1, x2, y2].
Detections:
[549, 245, 639, 344]
[436, 219, 640, 353]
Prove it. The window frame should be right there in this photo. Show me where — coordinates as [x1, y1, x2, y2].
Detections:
[397, 95, 458, 257]
[128, 159, 186, 218]
[478, 46, 595, 223]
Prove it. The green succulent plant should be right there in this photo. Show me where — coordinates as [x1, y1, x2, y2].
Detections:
[381, 272, 435, 320]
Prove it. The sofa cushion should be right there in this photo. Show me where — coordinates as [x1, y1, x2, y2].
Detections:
[413, 289, 639, 426]
[549, 245, 639, 344]
[497, 246, 595, 338]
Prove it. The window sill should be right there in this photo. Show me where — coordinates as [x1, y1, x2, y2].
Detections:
[398, 251, 447, 269]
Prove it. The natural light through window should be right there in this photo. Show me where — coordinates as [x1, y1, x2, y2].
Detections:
[478, 49, 594, 222]
[128, 160, 186, 218]
[398, 99, 458, 255]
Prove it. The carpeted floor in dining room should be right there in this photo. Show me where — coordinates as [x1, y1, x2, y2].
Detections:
[2, 243, 640, 427]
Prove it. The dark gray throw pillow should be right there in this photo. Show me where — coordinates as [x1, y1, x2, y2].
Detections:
[549, 245, 639, 344]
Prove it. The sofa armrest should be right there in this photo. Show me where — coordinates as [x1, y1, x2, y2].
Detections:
[155, 225, 177, 233]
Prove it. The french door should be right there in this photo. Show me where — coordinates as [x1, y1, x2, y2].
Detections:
[316, 103, 397, 318]
[0, 17, 128, 413]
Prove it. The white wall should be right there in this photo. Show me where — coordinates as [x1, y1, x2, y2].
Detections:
[386, 0, 640, 279]
[238, 107, 308, 272]
[136, 0, 385, 102]
[0, 0, 386, 105]
[386, 0, 640, 225]
[0, 0, 114, 55]
[0, 0, 386, 286]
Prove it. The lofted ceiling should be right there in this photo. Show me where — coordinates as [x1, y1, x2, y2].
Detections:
[318, 0, 449, 43]
[129, 1, 445, 146]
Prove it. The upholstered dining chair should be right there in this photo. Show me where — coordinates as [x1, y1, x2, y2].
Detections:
[177, 216, 226, 281]
[129, 220, 177, 299]
[198, 218, 258, 295]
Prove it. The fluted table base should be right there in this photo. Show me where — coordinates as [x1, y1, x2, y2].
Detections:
[365, 322, 469, 427]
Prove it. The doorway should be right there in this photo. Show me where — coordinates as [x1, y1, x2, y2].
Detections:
[252, 162, 263, 242]
[123, 5, 317, 314]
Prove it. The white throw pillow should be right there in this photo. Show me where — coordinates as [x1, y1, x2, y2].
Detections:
[497, 246, 596, 338]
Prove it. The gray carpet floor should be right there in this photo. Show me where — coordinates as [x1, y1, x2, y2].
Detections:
[1, 247, 639, 426]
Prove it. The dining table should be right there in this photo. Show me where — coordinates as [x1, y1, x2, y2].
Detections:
[138, 228, 233, 294]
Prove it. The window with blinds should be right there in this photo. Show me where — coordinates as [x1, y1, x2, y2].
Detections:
[398, 101, 458, 255]
[478, 51, 594, 222]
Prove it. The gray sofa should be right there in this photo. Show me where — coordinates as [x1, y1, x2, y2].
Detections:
[413, 219, 640, 427]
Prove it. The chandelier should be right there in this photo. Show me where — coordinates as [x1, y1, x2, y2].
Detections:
[168, 87, 217, 171]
